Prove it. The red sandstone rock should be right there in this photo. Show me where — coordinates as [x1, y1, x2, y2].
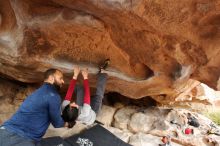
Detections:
[0, 0, 219, 103]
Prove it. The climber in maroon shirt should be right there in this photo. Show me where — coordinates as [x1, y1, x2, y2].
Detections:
[62, 59, 110, 127]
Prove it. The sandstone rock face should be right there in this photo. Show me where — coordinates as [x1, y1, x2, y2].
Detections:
[103, 126, 132, 143]
[129, 133, 163, 146]
[113, 106, 138, 130]
[0, 78, 22, 124]
[96, 105, 117, 126]
[128, 112, 155, 133]
[0, 0, 219, 104]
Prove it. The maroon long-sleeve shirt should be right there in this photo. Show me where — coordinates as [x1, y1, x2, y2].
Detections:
[62, 79, 96, 125]
[65, 79, 90, 104]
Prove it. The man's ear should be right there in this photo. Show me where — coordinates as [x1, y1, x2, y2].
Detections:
[49, 75, 55, 83]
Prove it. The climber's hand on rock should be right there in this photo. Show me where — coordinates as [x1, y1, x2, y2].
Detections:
[73, 66, 80, 79]
[81, 68, 88, 79]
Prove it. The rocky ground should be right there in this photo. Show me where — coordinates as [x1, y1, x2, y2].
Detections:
[44, 104, 220, 146]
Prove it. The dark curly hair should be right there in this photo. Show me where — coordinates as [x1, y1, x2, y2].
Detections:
[62, 104, 79, 128]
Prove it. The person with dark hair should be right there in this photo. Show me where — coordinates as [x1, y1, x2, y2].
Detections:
[62, 59, 109, 127]
[0, 69, 70, 146]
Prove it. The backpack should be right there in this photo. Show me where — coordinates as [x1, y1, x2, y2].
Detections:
[188, 116, 200, 127]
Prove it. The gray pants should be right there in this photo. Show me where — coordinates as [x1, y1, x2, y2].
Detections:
[0, 127, 36, 146]
[75, 73, 107, 114]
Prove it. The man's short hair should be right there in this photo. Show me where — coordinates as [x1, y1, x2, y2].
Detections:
[44, 68, 60, 80]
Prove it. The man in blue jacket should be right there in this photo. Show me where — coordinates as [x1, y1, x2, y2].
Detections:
[0, 69, 68, 146]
